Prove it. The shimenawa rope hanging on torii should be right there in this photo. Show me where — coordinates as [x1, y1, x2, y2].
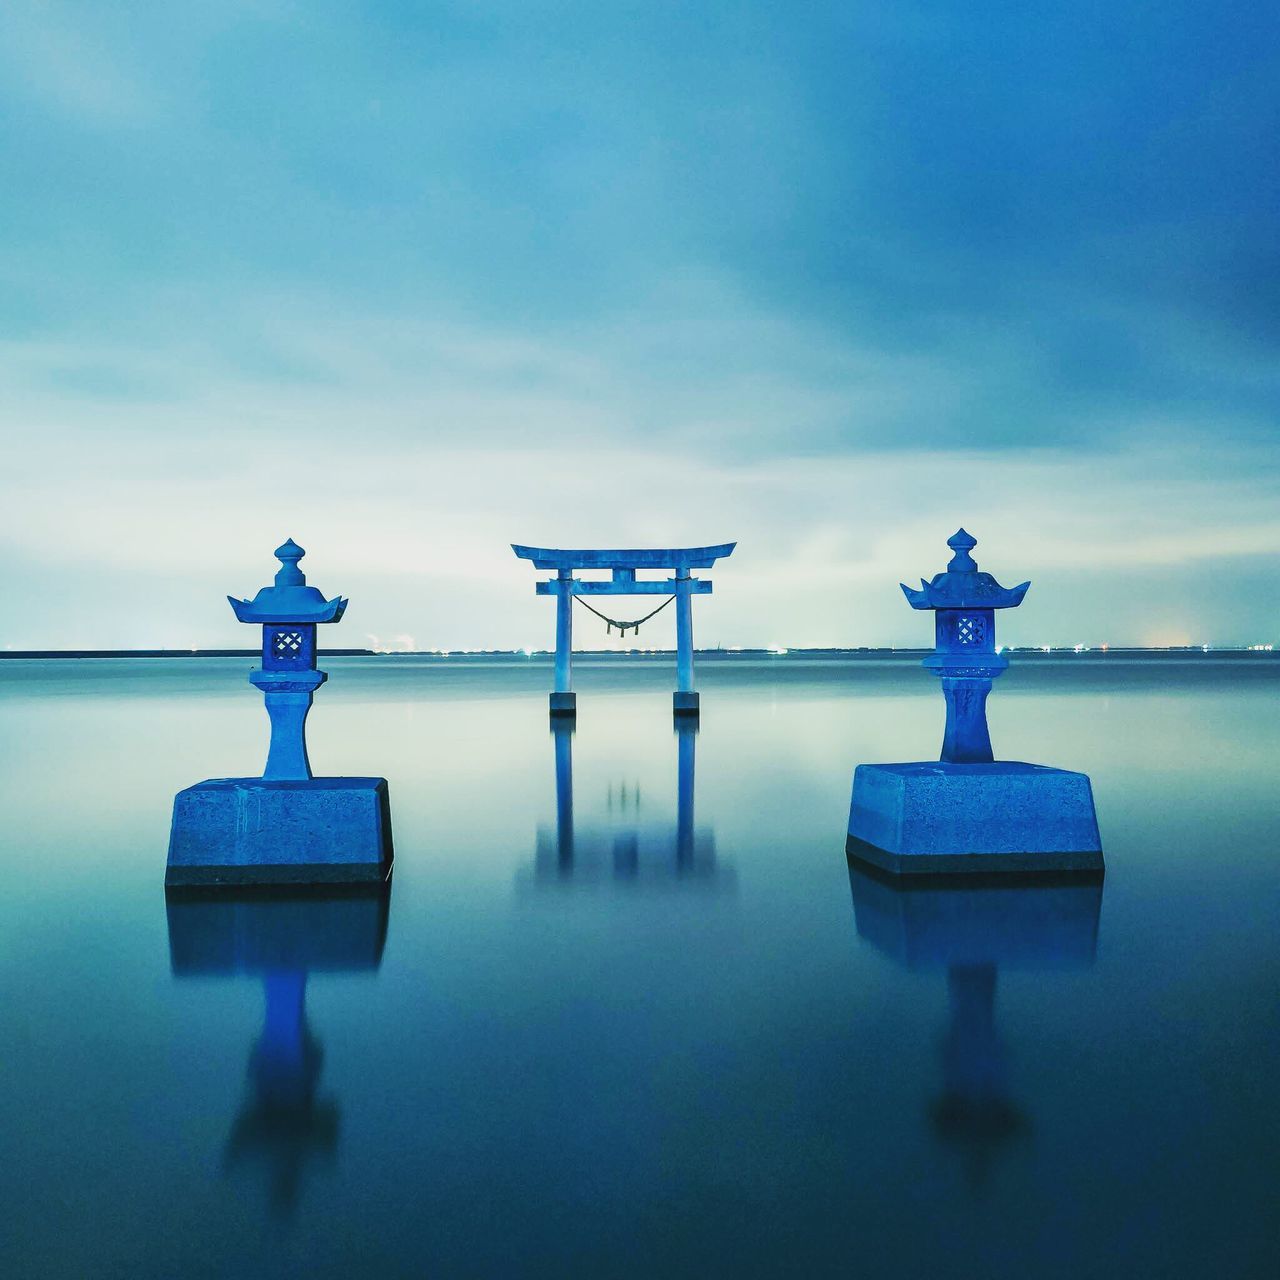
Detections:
[573, 593, 675, 638]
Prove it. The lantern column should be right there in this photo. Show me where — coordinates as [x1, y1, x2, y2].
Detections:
[250, 630, 326, 780]
[925, 607, 1007, 764]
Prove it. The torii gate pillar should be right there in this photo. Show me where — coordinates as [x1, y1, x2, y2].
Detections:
[512, 543, 736, 719]
[673, 570, 697, 715]
[551, 568, 575, 717]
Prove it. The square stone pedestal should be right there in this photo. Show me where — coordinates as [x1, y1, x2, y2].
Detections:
[673, 691, 700, 716]
[549, 691, 577, 717]
[166, 777, 393, 887]
[847, 761, 1102, 875]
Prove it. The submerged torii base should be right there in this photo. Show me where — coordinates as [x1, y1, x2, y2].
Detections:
[512, 543, 736, 718]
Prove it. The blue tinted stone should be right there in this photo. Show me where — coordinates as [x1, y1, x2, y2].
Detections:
[850, 529, 1103, 873]
[512, 543, 735, 717]
[166, 778, 393, 887]
[847, 761, 1103, 874]
[166, 540, 392, 887]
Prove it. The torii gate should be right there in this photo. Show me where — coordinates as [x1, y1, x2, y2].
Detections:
[511, 543, 737, 718]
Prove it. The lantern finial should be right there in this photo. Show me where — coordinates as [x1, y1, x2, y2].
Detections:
[946, 529, 978, 572]
[273, 538, 306, 586]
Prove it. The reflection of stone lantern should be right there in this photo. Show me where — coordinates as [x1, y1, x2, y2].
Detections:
[847, 529, 1103, 876]
[166, 540, 392, 888]
[167, 886, 389, 1217]
[903, 529, 1028, 764]
[848, 863, 1102, 1188]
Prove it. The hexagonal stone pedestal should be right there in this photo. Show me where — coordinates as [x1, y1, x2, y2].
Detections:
[166, 777, 393, 887]
[847, 762, 1103, 875]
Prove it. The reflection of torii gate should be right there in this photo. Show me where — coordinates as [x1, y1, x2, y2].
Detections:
[512, 543, 737, 718]
[530, 719, 722, 884]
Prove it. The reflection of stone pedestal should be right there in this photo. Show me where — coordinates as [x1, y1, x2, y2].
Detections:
[847, 762, 1103, 875]
[848, 862, 1101, 1186]
[167, 778, 393, 887]
[166, 883, 391, 973]
[848, 863, 1103, 968]
[167, 884, 389, 1217]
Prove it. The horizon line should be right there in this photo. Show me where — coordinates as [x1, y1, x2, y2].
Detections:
[1, 644, 1274, 660]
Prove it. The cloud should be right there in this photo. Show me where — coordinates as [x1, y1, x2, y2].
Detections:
[0, 3, 1276, 647]
[0, 4, 153, 125]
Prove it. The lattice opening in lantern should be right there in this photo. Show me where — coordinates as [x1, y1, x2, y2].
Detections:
[273, 630, 305, 658]
[957, 615, 985, 646]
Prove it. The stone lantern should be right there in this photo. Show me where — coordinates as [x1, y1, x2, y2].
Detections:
[847, 529, 1103, 876]
[902, 528, 1028, 764]
[166, 539, 392, 888]
[228, 538, 346, 780]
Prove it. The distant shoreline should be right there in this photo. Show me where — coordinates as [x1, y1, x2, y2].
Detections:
[0, 649, 375, 660]
[0, 646, 1273, 660]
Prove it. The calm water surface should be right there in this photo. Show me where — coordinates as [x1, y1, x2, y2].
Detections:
[0, 653, 1276, 1279]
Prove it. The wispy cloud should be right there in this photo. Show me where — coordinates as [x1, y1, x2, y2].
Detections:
[0, 3, 160, 125]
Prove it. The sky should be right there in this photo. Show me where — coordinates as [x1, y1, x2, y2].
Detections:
[1, 1, 1277, 650]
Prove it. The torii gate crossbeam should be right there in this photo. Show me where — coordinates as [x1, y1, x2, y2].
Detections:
[512, 543, 736, 718]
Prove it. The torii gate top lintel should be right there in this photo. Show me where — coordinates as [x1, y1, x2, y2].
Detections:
[511, 543, 736, 573]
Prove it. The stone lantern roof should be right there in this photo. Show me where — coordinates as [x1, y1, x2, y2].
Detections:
[228, 539, 348, 624]
[900, 529, 1030, 611]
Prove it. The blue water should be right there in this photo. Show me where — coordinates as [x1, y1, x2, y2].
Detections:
[0, 653, 1276, 1278]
